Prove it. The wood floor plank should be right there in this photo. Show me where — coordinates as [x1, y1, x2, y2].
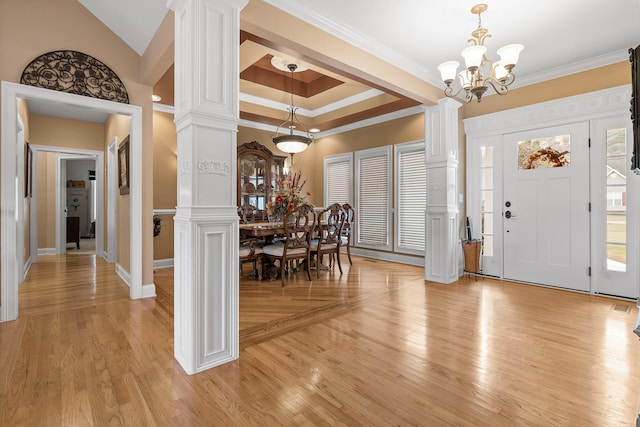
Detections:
[1, 253, 638, 425]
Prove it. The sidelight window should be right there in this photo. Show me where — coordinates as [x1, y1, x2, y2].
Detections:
[605, 128, 627, 272]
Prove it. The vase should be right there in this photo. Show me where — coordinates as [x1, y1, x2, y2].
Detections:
[268, 213, 281, 223]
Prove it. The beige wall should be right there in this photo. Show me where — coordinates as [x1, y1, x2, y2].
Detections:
[0, 0, 155, 286]
[462, 62, 631, 119]
[152, 111, 177, 261]
[36, 152, 58, 249]
[105, 114, 132, 273]
[30, 114, 105, 151]
[153, 111, 177, 208]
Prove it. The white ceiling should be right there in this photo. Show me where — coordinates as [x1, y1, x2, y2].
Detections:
[80, 0, 640, 90]
[78, 0, 169, 55]
[263, 0, 640, 87]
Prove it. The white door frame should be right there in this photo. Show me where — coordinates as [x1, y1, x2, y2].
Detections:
[106, 138, 118, 263]
[464, 85, 634, 295]
[1, 81, 146, 322]
[31, 149, 103, 257]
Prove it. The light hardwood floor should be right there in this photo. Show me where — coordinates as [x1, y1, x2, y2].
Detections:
[2, 253, 640, 426]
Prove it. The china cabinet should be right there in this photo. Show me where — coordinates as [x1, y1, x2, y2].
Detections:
[237, 141, 286, 210]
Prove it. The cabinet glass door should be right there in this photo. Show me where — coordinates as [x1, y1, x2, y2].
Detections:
[240, 154, 267, 209]
[270, 161, 283, 201]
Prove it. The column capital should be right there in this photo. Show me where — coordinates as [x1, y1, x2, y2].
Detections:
[437, 97, 463, 110]
[168, 0, 249, 12]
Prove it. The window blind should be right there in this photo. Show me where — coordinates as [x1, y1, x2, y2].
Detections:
[396, 147, 426, 253]
[356, 147, 391, 249]
[326, 159, 351, 206]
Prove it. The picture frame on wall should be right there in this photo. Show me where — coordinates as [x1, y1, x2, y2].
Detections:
[118, 136, 130, 195]
[25, 142, 32, 198]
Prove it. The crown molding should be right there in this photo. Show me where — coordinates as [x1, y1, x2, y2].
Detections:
[313, 105, 425, 138]
[239, 88, 384, 117]
[510, 49, 631, 89]
[153, 102, 175, 114]
[240, 105, 425, 138]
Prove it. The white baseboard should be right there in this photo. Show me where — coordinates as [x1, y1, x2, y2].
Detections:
[153, 258, 174, 269]
[350, 247, 424, 267]
[141, 283, 157, 298]
[116, 264, 156, 298]
[115, 263, 131, 288]
[37, 248, 56, 255]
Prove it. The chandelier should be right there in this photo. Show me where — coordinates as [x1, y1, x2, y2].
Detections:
[437, 4, 523, 103]
[272, 62, 313, 155]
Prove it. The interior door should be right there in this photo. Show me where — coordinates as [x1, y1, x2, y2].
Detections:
[503, 122, 590, 291]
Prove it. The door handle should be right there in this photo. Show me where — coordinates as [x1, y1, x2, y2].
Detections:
[505, 210, 516, 219]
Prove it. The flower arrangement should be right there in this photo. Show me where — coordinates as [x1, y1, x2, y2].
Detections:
[266, 170, 312, 220]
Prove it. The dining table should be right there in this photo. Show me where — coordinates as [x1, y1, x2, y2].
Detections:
[239, 221, 286, 239]
[238, 220, 332, 279]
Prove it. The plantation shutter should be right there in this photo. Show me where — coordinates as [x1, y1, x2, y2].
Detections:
[324, 154, 352, 206]
[356, 146, 391, 250]
[395, 142, 426, 255]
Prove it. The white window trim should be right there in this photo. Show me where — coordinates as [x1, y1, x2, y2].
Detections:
[355, 145, 392, 251]
[394, 140, 425, 256]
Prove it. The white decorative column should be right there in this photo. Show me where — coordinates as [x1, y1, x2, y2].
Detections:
[169, 0, 248, 375]
[424, 99, 462, 284]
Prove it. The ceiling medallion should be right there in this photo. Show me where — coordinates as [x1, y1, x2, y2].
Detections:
[270, 56, 308, 73]
[20, 50, 129, 104]
[437, 4, 523, 102]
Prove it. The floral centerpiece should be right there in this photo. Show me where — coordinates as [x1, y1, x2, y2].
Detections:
[266, 170, 312, 221]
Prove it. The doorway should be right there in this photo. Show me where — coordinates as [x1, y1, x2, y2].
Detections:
[1, 82, 150, 323]
[464, 86, 638, 299]
[27, 147, 104, 260]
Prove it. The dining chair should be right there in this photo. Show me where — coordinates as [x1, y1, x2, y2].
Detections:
[238, 204, 259, 223]
[239, 237, 263, 279]
[341, 203, 355, 265]
[238, 204, 264, 279]
[262, 203, 316, 286]
[311, 203, 347, 277]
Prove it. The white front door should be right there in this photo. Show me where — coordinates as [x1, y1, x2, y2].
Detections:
[503, 122, 590, 291]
